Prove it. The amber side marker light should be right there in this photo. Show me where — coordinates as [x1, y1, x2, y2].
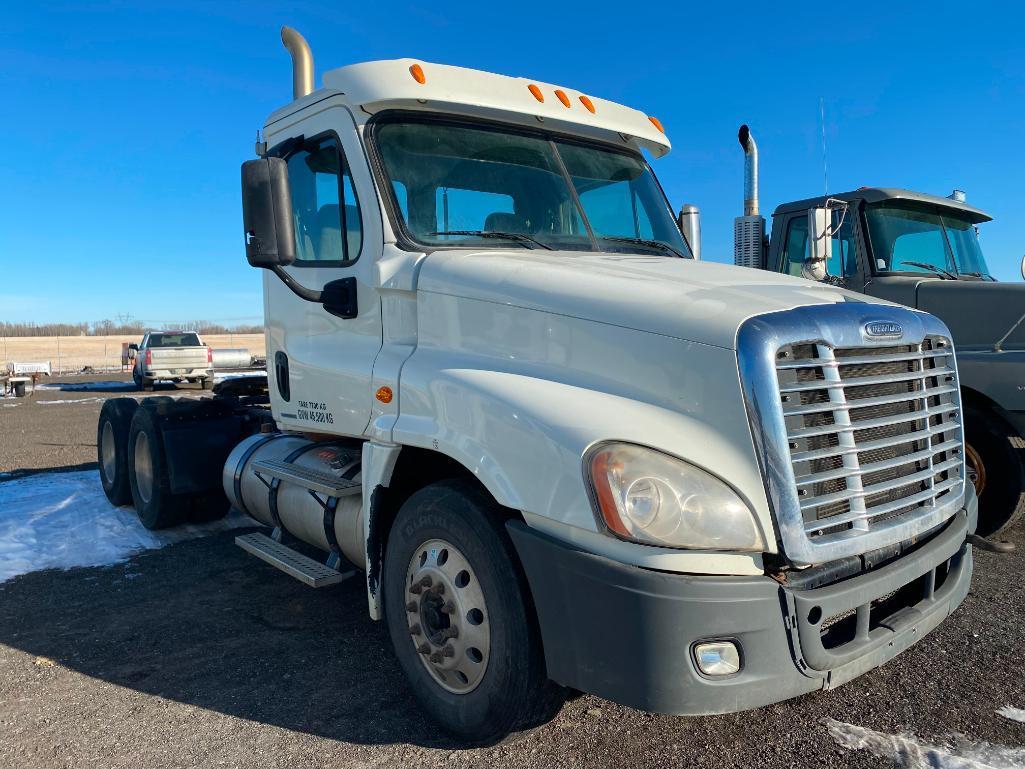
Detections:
[554, 89, 571, 108]
[409, 63, 426, 84]
[579, 95, 596, 113]
[648, 116, 665, 133]
[376, 386, 394, 404]
[528, 84, 544, 102]
[590, 451, 631, 538]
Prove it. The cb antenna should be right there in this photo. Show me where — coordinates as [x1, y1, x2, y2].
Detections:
[819, 96, 829, 196]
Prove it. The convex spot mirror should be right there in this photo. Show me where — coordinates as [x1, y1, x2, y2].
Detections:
[241, 157, 296, 268]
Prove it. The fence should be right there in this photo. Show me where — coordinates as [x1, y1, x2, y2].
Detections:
[0, 334, 267, 375]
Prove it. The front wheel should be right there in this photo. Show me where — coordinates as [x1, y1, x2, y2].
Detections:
[965, 405, 1025, 536]
[383, 480, 562, 745]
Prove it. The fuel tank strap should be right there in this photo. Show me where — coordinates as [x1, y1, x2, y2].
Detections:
[269, 442, 325, 538]
[233, 434, 278, 516]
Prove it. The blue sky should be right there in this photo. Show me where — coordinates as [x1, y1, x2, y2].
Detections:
[2, 1, 1023, 325]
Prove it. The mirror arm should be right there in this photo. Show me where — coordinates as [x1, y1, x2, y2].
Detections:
[270, 265, 322, 303]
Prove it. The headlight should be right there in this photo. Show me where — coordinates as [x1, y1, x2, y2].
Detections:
[586, 443, 766, 551]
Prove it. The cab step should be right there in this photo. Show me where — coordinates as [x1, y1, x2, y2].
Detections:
[235, 532, 355, 587]
[251, 458, 361, 498]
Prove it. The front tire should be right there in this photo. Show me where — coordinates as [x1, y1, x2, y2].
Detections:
[383, 480, 562, 745]
[97, 398, 139, 506]
[965, 404, 1025, 536]
[127, 407, 186, 529]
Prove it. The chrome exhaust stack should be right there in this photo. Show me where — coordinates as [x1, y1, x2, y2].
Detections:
[734, 124, 766, 269]
[281, 26, 314, 99]
[739, 125, 759, 217]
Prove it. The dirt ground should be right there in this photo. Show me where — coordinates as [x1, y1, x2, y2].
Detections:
[1, 375, 1024, 768]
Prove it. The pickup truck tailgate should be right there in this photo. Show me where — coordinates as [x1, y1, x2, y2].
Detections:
[148, 347, 209, 369]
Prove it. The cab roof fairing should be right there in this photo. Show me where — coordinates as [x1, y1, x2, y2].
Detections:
[296, 59, 673, 158]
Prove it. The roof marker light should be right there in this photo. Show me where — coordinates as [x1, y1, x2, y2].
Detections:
[409, 63, 426, 84]
[555, 89, 571, 108]
[579, 95, 596, 113]
[528, 84, 544, 102]
[648, 116, 665, 133]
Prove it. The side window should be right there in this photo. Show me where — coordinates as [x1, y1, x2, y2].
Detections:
[781, 216, 810, 277]
[392, 180, 409, 220]
[780, 211, 857, 281]
[285, 135, 363, 265]
[435, 187, 515, 233]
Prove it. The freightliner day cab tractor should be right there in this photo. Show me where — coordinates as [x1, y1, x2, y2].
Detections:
[732, 125, 1025, 538]
[96, 29, 978, 744]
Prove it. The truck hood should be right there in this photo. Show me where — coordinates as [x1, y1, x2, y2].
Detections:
[417, 249, 873, 349]
[915, 280, 1025, 351]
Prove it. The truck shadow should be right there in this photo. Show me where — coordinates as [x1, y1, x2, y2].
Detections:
[0, 531, 466, 749]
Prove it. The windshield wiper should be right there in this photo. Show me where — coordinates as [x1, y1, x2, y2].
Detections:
[429, 230, 553, 250]
[901, 261, 957, 280]
[959, 271, 996, 281]
[599, 236, 686, 259]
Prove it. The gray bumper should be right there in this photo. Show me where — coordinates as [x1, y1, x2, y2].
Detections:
[143, 368, 213, 380]
[508, 491, 975, 715]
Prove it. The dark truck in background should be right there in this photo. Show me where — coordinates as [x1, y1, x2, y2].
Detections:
[730, 125, 1025, 536]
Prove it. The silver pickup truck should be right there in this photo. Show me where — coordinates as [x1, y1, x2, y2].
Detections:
[130, 331, 213, 391]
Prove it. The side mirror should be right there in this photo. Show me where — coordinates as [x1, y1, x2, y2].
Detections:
[128, 343, 139, 351]
[808, 207, 833, 263]
[678, 204, 701, 260]
[241, 157, 296, 268]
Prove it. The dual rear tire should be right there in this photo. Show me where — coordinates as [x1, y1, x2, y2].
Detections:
[97, 397, 230, 528]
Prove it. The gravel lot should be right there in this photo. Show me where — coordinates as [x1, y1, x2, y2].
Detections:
[1, 375, 1023, 768]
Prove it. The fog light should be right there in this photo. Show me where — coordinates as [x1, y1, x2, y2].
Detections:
[693, 641, 741, 676]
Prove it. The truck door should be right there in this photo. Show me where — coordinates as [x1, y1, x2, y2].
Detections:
[264, 105, 383, 436]
[772, 209, 865, 291]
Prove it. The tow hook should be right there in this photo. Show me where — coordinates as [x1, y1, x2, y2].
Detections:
[967, 534, 1016, 554]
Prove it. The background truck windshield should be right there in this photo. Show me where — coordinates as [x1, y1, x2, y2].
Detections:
[866, 204, 991, 277]
[148, 333, 201, 347]
[375, 118, 690, 257]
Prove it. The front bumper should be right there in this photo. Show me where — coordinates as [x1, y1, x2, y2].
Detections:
[507, 490, 975, 715]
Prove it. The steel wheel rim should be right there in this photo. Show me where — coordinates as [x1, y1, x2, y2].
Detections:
[965, 442, 986, 497]
[134, 431, 154, 504]
[404, 538, 490, 694]
[101, 421, 117, 485]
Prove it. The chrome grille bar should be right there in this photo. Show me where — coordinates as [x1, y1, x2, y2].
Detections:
[737, 304, 966, 567]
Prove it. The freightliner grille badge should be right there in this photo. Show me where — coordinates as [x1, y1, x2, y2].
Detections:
[864, 320, 904, 339]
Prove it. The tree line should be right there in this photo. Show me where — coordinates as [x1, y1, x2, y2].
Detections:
[0, 320, 264, 337]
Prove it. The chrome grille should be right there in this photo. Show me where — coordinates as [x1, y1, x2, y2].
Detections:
[775, 337, 963, 541]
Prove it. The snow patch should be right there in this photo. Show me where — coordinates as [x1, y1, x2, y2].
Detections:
[999, 707, 1025, 725]
[35, 397, 107, 405]
[0, 470, 255, 583]
[39, 381, 137, 392]
[825, 718, 1025, 769]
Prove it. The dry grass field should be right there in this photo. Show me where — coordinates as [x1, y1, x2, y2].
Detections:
[1, 334, 266, 374]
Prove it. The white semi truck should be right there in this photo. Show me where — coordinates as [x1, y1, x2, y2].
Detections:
[96, 28, 976, 744]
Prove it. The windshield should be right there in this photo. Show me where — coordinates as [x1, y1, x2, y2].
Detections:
[865, 204, 991, 277]
[374, 118, 690, 257]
